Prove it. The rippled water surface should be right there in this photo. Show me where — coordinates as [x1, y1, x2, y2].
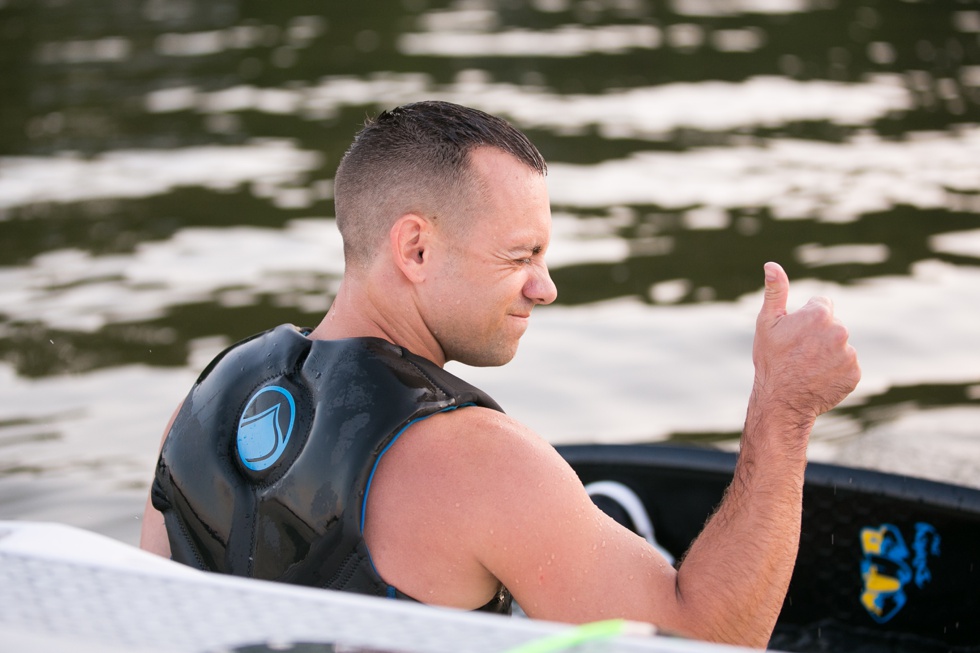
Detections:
[2, 0, 980, 546]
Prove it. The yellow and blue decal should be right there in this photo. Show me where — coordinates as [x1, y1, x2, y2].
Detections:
[859, 522, 941, 623]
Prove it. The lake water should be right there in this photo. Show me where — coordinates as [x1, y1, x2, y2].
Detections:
[1, 0, 979, 547]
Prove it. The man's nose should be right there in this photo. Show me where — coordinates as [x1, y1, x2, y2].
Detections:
[526, 263, 558, 305]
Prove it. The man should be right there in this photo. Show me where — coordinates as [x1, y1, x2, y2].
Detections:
[140, 101, 860, 648]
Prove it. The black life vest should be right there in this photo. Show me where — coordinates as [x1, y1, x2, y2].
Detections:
[151, 325, 511, 613]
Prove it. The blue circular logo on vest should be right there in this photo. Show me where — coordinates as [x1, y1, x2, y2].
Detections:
[237, 385, 296, 471]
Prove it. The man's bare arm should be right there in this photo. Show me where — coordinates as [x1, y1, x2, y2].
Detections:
[669, 262, 860, 643]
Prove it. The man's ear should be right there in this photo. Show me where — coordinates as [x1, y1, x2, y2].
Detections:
[390, 213, 431, 283]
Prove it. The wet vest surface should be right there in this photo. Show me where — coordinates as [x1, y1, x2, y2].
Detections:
[152, 325, 510, 612]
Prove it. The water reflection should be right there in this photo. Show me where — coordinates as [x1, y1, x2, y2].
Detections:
[0, 141, 322, 209]
[1, 0, 979, 546]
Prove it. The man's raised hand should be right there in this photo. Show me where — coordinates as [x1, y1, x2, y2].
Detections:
[752, 262, 861, 432]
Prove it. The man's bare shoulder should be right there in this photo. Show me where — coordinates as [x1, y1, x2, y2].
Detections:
[363, 405, 564, 607]
[402, 406, 567, 489]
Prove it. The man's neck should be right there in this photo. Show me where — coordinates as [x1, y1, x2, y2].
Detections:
[308, 276, 447, 367]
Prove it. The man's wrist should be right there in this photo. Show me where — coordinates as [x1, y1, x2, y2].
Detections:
[741, 388, 814, 459]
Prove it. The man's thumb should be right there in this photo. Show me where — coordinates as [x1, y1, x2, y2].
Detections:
[760, 261, 789, 321]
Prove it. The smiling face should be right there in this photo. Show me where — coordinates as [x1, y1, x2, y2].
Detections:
[421, 147, 558, 367]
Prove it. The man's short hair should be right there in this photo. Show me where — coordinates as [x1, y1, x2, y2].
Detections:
[334, 101, 547, 268]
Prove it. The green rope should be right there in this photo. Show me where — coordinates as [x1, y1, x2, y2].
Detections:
[503, 619, 630, 653]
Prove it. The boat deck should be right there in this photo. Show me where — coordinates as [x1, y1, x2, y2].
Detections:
[0, 521, 749, 653]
